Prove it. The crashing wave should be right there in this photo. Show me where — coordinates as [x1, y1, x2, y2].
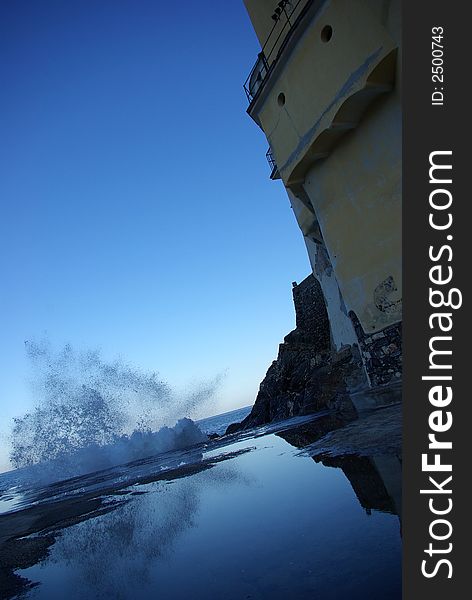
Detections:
[7, 340, 219, 483]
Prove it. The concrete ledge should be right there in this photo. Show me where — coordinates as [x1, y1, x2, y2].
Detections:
[350, 381, 402, 412]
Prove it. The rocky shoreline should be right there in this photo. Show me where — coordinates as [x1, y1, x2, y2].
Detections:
[226, 274, 371, 435]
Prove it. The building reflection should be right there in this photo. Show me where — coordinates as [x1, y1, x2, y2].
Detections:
[277, 406, 402, 525]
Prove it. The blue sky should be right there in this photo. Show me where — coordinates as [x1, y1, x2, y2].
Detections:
[0, 0, 309, 471]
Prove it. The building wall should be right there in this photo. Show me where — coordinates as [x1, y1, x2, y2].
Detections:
[301, 0, 402, 336]
[302, 79, 401, 333]
[286, 187, 358, 350]
[244, 0, 401, 387]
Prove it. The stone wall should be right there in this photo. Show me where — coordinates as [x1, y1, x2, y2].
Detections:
[287, 274, 331, 350]
[349, 313, 402, 387]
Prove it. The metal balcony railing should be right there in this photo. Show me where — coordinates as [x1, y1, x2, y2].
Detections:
[266, 148, 279, 179]
[243, 0, 308, 104]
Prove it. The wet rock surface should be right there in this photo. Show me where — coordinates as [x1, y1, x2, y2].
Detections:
[303, 403, 402, 459]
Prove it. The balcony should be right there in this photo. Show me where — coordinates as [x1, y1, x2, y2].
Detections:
[244, 0, 398, 184]
[243, 0, 310, 106]
[266, 148, 280, 180]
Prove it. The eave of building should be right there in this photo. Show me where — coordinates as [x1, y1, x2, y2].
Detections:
[281, 47, 397, 186]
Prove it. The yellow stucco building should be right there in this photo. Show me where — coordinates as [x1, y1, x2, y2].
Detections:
[243, 0, 402, 389]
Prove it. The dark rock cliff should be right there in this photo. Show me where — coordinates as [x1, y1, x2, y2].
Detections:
[226, 275, 366, 435]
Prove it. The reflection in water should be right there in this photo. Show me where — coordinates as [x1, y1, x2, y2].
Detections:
[276, 404, 402, 525]
[319, 454, 402, 521]
[52, 485, 200, 599]
[2, 405, 402, 600]
[43, 468, 249, 600]
[0, 447, 251, 599]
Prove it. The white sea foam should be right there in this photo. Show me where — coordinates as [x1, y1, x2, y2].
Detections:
[6, 340, 220, 485]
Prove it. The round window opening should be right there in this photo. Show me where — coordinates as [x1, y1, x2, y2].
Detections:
[321, 25, 333, 43]
[277, 92, 286, 106]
